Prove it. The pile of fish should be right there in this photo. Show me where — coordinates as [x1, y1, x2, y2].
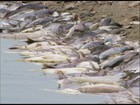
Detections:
[0, 1, 139, 104]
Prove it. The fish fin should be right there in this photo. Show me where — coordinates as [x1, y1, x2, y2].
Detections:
[58, 48, 67, 55]
[89, 61, 95, 70]
[56, 70, 68, 80]
[67, 58, 71, 63]
[78, 51, 85, 58]
[113, 82, 120, 86]
[9, 46, 18, 49]
[26, 37, 35, 44]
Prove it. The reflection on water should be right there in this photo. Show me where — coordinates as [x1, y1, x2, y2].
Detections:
[0, 39, 110, 104]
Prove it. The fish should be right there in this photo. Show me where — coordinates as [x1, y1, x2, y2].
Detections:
[0, 31, 44, 39]
[42, 67, 90, 74]
[57, 74, 123, 86]
[65, 22, 87, 38]
[78, 84, 125, 93]
[76, 61, 100, 70]
[99, 46, 134, 61]
[99, 17, 123, 27]
[9, 41, 50, 50]
[25, 16, 53, 28]
[3, 2, 48, 19]
[80, 41, 104, 49]
[123, 55, 140, 73]
[100, 52, 138, 69]
[42, 88, 81, 95]
[18, 53, 76, 63]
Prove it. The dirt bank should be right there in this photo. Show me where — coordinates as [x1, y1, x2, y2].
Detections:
[42, 1, 140, 41]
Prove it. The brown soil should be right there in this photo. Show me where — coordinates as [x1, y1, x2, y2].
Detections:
[43, 1, 140, 42]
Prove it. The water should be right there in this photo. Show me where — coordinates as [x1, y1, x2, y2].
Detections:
[0, 39, 111, 104]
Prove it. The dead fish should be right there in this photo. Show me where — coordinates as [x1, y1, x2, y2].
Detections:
[84, 22, 93, 29]
[0, 8, 10, 18]
[42, 67, 90, 74]
[21, 25, 42, 33]
[61, 23, 74, 31]
[58, 75, 122, 86]
[0, 31, 44, 40]
[34, 9, 54, 18]
[109, 29, 125, 34]
[78, 84, 125, 93]
[124, 41, 139, 49]
[8, 19, 21, 27]
[26, 16, 53, 28]
[127, 75, 140, 87]
[98, 26, 121, 31]
[0, 19, 12, 27]
[81, 41, 104, 49]
[19, 50, 57, 57]
[99, 17, 123, 27]
[63, 31, 97, 44]
[92, 29, 109, 34]
[9, 41, 50, 50]
[101, 55, 124, 69]
[123, 56, 140, 73]
[19, 15, 36, 28]
[14, 9, 54, 22]
[55, 62, 76, 69]
[65, 22, 87, 38]
[1, 25, 25, 33]
[0, 3, 8, 9]
[19, 53, 77, 64]
[76, 61, 100, 70]
[104, 35, 121, 44]
[100, 52, 138, 69]
[99, 46, 134, 61]
[4, 1, 23, 11]
[91, 44, 112, 55]
[42, 23, 66, 36]
[42, 88, 81, 95]
[10, 10, 36, 21]
[83, 55, 100, 63]
[3, 2, 48, 19]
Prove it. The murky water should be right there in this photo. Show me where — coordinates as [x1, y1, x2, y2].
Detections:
[0, 39, 111, 104]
